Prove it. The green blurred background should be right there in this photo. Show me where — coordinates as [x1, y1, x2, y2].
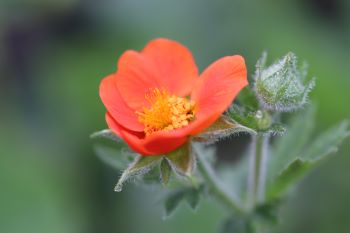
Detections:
[0, 0, 349, 232]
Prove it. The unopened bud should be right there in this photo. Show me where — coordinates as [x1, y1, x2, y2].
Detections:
[254, 52, 315, 112]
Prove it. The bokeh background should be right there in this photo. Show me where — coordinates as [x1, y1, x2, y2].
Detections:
[0, 0, 349, 232]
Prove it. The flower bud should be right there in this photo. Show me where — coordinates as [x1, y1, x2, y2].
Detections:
[254, 52, 315, 112]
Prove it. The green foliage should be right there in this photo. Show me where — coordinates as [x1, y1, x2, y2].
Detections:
[221, 217, 254, 233]
[90, 50, 349, 233]
[227, 105, 285, 135]
[164, 186, 203, 217]
[253, 201, 280, 226]
[266, 108, 349, 201]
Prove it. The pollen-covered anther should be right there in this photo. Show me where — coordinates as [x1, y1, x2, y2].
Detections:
[136, 88, 195, 136]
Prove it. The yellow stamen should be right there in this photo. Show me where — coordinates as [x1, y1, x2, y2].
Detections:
[136, 88, 195, 136]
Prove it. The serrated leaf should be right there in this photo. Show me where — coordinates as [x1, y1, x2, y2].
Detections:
[193, 116, 256, 143]
[185, 187, 201, 210]
[160, 158, 172, 186]
[163, 187, 202, 217]
[267, 159, 311, 200]
[266, 120, 349, 201]
[166, 144, 195, 176]
[90, 129, 122, 142]
[114, 155, 162, 192]
[164, 189, 188, 217]
[267, 106, 315, 180]
[94, 145, 131, 170]
[303, 120, 349, 161]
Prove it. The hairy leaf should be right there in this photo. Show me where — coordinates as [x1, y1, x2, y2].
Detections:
[267, 119, 349, 201]
[164, 187, 202, 217]
[267, 106, 315, 180]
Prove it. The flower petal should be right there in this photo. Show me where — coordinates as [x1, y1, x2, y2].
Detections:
[100, 74, 144, 131]
[142, 38, 198, 96]
[106, 113, 153, 155]
[191, 55, 248, 130]
[107, 113, 187, 156]
[116, 50, 162, 110]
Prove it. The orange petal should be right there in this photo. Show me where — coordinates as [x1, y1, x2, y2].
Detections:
[100, 74, 144, 131]
[116, 50, 162, 111]
[107, 113, 188, 155]
[191, 55, 248, 131]
[106, 113, 153, 155]
[142, 38, 198, 97]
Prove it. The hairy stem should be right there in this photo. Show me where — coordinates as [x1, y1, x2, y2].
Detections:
[196, 152, 245, 216]
[257, 135, 269, 202]
[248, 133, 269, 208]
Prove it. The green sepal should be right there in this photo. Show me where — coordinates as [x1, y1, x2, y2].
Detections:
[90, 129, 121, 142]
[165, 143, 195, 177]
[193, 116, 256, 143]
[114, 155, 163, 192]
[160, 158, 172, 186]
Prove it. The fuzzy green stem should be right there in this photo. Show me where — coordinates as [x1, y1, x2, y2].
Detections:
[248, 133, 269, 208]
[196, 153, 246, 216]
[257, 135, 269, 203]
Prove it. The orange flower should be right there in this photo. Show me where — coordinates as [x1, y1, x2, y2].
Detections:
[100, 38, 248, 155]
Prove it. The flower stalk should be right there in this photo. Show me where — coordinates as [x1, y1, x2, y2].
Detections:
[248, 133, 270, 208]
[196, 150, 246, 216]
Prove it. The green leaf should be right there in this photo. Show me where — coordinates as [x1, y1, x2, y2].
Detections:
[267, 159, 311, 200]
[227, 105, 275, 133]
[163, 187, 202, 217]
[303, 120, 350, 161]
[236, 86, 260, 111]
[90, 129, 122, 142]
[266, 119, 349, 201]
[221, 217, 254, 233]
[164, 188, 188, 217]
[160, 158, 172, 186]
[267, 106, 315, 180]
[114, 155, 162, 192]
[253, 201, 281, 225]
[193, 116, 256, 143]
[93, 145, 132, 170]
[185, 186, 201, 210]
[166, 144, 195, 176]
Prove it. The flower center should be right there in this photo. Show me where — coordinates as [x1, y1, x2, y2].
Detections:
[136, 88, 195, 136]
